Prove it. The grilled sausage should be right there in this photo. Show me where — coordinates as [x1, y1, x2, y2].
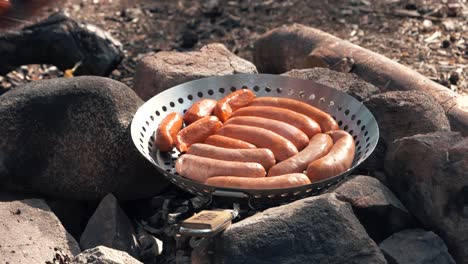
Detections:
[306, 130, 355, 182]
[216, 124, 298, 161]
[268, 133, 333, 176]
[231, 106, 321, 138]
[214, 89, 256, 122]
[187, 143, 275, 170]
[154, 112, 183, 152]
[183, 99, 217, 125]
[175, 116, 222, 152]
[175, 154, 265, 183]
[204, 135, 256, 149]
[224, 116, 309, 150]
[250, 97, 339, 132]
[205, 173, 311, 189]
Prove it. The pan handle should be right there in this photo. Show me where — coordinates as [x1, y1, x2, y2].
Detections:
[212, 190, 249, 198]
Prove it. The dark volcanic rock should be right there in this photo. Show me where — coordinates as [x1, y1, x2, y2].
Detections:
[0, 76, 168, 201]
[331, 175, 414, 242]
[0, 12, 123, 76]
[379, 229, 455, 264]
[71, 246, 142, 264]
[362, 90, 450, 172]
[283, 68, 380, 101]
[214, 193, 386, 264]
[133, 43, 257, 101]
[0, 199, 80, 263]
[80, 194, 140, 258]
[385, 132, 468, 263]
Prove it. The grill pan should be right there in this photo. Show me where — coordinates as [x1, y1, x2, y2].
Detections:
[131, 74, 379, 206]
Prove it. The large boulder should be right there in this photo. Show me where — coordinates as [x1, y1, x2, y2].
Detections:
[379, 229, 455, 264]
[0, 199, 80, 263]
[80, 193, 140, 258]
[214, 193, 386, 263]
[385, 132, 467, 263]
[0, 76, 168, 201]
[133, 43, 258, 101]
[71, 246, 142, 264]
[330, 175, 414, 242]
[362, 90, 450, 172]
[282, 68, 380, 101]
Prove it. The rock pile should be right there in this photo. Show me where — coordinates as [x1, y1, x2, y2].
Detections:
[1, 24, 466, 264]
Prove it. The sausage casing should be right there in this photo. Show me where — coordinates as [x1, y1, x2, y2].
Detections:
[183, 99, 217, 125]
[268, 133, 333, 176]
[250, 97, 339, 132]
[214, 89, 256, 122]
[306, 130, 355, 182]
[205, 173, 311, 189]
[204, 135, 256, 149]
[187, 143, 275, 170]
[175, 154, 265, 183]
[154, 112, 183, 152]
[175, 116, 222, 152]
[231, 106, 321, 138]
[216, 124, 298, 161]
[224, 116, 309, 150]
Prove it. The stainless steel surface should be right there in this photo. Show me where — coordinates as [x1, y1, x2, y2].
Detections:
[131, 74, 379, 205]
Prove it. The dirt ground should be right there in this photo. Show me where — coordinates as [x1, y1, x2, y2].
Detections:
[0, 0, 466, 94]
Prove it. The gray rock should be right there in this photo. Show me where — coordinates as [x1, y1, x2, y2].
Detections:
[379, 229, 455, 264]
[133, 43, 258, 101]
[80, 193, 140, 258]
[0, 76, 168, 201]
[214, 193, 386, 264]
[71, 246, 142, 264]
[282, 68, 380, 101]
[0, 199, 80, 263]
[331, 175, 414, 242]
[363, 90, 450, 172]
[385, 132, 467, 263]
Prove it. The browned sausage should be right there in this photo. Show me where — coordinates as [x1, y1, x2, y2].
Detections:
[216, 124, 298, 161]
[154, 112, 183, 152]
[187, 143, 275, 170]
[205, 173, 311, 189]
[306, 130, 355, 182]
[175, 116, 222, 152]
[231, 106, 321, 138]
[224, 116, 309, 150]
[204, 135, 256, 149]
[250, 97, 339, 132]
[175, 154, 265, 183]
[268, 133, 333, 176]
[183, 99, 217, 125]
[214, 89, 256, 122]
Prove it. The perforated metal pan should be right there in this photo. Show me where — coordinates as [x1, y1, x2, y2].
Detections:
[131, 74, 379, 206]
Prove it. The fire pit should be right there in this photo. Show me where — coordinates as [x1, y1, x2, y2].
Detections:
[131, 74, 379, 208]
